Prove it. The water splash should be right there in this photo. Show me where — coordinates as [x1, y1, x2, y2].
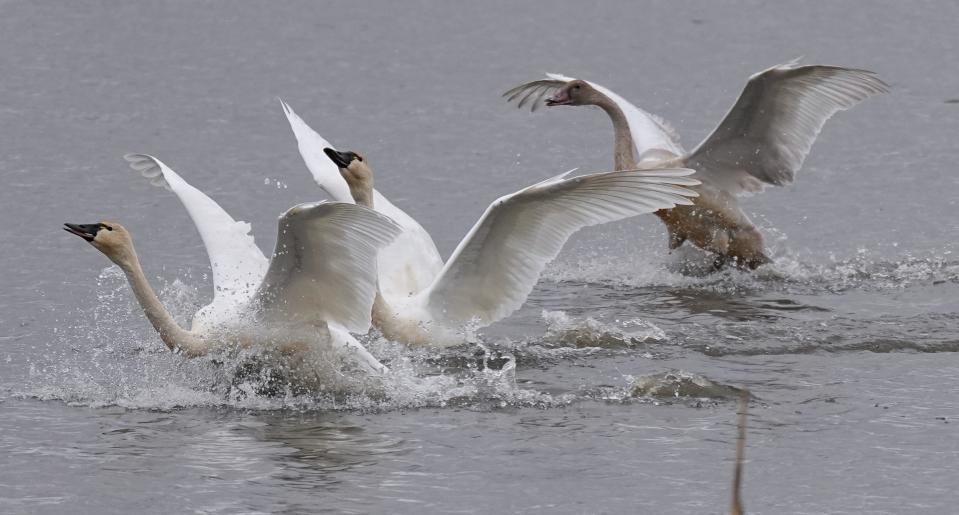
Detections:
[540, 310, 666, 349]
[627, 370, 746, 401]
[10, 266, 562, 412]
[544, 245, 959, 295]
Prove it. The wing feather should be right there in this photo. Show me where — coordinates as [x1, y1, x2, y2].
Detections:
[253, 202, 401, 333]
[422, 168, 700, 326]
[279, 99, 354, 202]
[686, 60, 888, 196]
[124, 154, 268, 319]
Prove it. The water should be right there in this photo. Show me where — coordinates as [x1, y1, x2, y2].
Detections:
[2, 1, 958, 513]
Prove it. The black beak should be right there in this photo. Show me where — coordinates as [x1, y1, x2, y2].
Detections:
[323, 148, 354, 169]
[63, 223, 100, 242]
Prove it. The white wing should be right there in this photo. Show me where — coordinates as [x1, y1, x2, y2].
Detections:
[504, 74, 685, 161]
[685, 59, 888, 196]
[421, 168, 700, 326]
[124, 154, 268, 321]
[253, 202, 401, 333]
[280, 100, 445, 298]
[280, 99, 354, 202]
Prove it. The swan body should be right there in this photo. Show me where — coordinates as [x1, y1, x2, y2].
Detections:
[280, 101, 444, 300]
[505, 59, 888, 268]
[324, 148, 701, 347]
[108, 154, 402, 376]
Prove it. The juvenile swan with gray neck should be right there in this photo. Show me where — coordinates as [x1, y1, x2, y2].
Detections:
[505, 59, 888, 269]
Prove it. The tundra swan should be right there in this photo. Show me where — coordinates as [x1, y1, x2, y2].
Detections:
[86, 154, 404, 377]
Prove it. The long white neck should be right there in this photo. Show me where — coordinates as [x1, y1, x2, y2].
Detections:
[115, 248, 207, 357]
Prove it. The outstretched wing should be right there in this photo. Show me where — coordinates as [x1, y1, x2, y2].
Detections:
[504, 73, 685, 161]
[253, 202, 401, 333]
[124, 154, 268, 314]
[422, 168, 700, 326]
[686, 59, 888, 196]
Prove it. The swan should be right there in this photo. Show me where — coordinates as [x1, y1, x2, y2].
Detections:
[280, 100, 444, 300]
[81, 154, 403, 378]
[504, 58, 888, 269]
[323, 147, 701, 347]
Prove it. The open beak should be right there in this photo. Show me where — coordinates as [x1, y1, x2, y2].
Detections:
[545, 89, 571, 106]
[63, 223, 99, 242]
[323, 148, 353, 168]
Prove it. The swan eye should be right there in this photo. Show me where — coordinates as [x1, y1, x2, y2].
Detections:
[101, 224, 113, 231]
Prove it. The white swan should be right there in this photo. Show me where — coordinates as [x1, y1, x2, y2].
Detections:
[504, 59, 888, 269]
[280, 101, 444, 300]
[105, 154, 401, 376]
[323, 147, 701, 347]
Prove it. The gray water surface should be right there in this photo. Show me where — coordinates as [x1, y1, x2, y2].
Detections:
[2, 1, 958, 514]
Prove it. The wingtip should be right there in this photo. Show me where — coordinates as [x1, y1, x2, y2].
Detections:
[865, 71, 892, 94]
[124, 153, 172, 191]
[279, 98, 296, 119]
[123, 152, 150, 163]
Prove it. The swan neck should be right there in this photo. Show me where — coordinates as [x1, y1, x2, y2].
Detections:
[355, 191, 374, 209]
[118, 250, 206, 357]
[349, 183, 374, 209]
[596, 95, 637, 170]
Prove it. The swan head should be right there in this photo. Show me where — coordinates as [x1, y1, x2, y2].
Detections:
[323, 148, 374, 206]
[546, 79, 599, 107]
[64, 221, 136, 265]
